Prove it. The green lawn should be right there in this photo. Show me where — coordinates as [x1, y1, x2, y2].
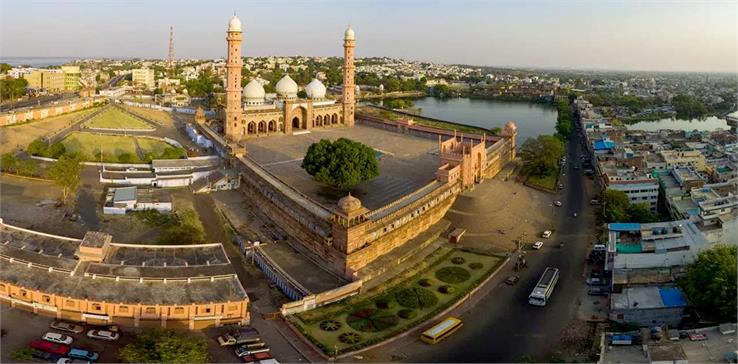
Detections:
[60, 132, 174, 163]
[289, 247, 503, 356]
[526, 171, 558, 191]
[83, 107, 153, 130]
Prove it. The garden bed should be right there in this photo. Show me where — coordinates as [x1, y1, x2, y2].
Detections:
[289, 248, 504, 356]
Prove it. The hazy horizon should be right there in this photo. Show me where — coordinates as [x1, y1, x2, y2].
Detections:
[1, 0, 736, 73]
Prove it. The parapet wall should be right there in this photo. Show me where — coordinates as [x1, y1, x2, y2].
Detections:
[0, 97, 107, 127]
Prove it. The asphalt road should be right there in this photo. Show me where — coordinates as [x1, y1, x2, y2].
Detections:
[0, 93, 75, 111]
[405, 132, 596, 362]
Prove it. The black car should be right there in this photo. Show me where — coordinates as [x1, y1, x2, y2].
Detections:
[504, 275, 520, 285]
[31, 349, 62, 362]
[588, 286, 609, 296]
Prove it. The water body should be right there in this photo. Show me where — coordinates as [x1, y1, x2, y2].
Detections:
[0, 57, 78, 67]
[407, 97, 558, 144]
[626, 116, 729, 132]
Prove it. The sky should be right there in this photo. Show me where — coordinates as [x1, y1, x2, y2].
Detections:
[1, 0, 736, 73]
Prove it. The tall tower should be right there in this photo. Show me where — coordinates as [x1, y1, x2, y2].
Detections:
[167, 26, 175, 78]
[224, 15, 243, 140]
[342, 25, 356, 126]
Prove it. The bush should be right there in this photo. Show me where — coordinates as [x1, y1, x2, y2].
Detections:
[435, 266, 471, 284]
[469, 262, 483, 270]
[397, 309, 417, 319]
[451, 256, 466, 264]
[394, 287, 438, 309]
[27, 138, 47, 156]
[47, 143, 66, 158]
[438, 285, 456, 294]
[118, 152, 133, 163]
[417, 278, 433, 287]
[346, 308, 399, 332]
[375, 296, 395, 310]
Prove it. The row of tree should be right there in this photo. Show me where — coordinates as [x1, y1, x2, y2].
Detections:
[554, 99, 573, 139]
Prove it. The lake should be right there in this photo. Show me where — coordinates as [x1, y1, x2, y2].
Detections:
[405, 97, 558, 144]
[626, 116, 730, 132]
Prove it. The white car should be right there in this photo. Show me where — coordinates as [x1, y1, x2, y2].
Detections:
[42, 332, 73, 345]
[532, 241, 544, 250]
[50, 321, 84, 334]
[553, 201, 562, 207]
[86, 329, 119, 341]
[542, 230, 552, 239]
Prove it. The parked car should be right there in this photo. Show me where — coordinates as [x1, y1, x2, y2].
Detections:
[586, 277, 608, 286]
[50, 321, 84, 334]
[43, 332, 74, 345]
[86, 330, 119, 341]
[235, 346, 270, 358]
[590, 199, 600, 205]
[532, 241, 544, 250]
[31, 339, 70, 356]
[68, 348, 99, 362]
[553, 201, 562, 207]
[57, 358, 90, 364]
[31, 349, 62, 362]
[592, 244, 606, 252]
[588, 286, 609, 296]
[541, 230, 552, 239]
[504, 275, 520, 285]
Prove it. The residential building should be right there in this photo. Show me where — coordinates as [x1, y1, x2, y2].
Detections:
[103, 186, 172, 215]
[659, 150, 707, 172]
[132, 68, 155, 90]
[609, 286, 687, 326]
[602, 163, 659, 211]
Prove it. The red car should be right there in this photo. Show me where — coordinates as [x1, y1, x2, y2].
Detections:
[31, 339, 70, 355]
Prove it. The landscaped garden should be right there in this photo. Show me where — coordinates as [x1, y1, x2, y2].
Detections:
[83, 107, 153, 130]
[289, 247, 504, 356]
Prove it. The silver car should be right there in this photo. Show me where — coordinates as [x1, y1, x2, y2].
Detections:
[50, 321, 84, 334]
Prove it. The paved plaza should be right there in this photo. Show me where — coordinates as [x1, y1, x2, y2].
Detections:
[243, 125, 439, 210]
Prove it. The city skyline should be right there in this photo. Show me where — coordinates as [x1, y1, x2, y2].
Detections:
[1, 0, 736, 73]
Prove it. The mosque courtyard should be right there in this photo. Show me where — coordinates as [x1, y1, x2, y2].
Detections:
[242, 124, 440, 210]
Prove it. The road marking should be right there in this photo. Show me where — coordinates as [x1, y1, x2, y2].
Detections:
[262, 158, 304, 167]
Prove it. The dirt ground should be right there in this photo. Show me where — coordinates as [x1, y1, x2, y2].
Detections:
[449, 176, 562, 254]
[0, 108, 99, 154]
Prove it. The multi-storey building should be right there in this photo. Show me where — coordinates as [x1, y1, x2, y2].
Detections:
[24, 69, 64, 92]
[61, 66, 81, 91]
[602, 162, 660, 211]
[132, 68, 155, 90]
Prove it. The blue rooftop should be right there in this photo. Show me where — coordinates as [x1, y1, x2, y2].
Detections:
[593, 139, 616, 151]
[609, 222, 641, 232]
[659, 287, 687, 308]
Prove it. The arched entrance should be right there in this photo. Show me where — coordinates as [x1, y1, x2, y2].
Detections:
[292, 117, 300, 129]
[258, 121, 266, 133]
[316, 115, 323, 126]
[247, 122, 255, 134]
[268, 120, 276, 132]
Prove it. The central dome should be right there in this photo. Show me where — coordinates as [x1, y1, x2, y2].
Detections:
[305, 78, 326, 99]
[275, 75, 298, 99]
[344, 25, 355, 40]
[243, 79, 265, 100]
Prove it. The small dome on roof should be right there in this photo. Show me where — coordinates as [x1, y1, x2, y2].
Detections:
[228, 15, 242, 32]
[243, 79, 265, 100]
[338, 193, 362, 213]
[344, 25, 355, 40]
[275, 75, 298, 99]
[504, 121, 517, 135]
[305, 78, 327, 99]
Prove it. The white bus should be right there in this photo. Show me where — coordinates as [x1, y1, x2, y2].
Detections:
[529, 267, 560, 306]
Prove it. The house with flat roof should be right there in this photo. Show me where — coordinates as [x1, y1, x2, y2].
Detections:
[609, 286, 687, 326]
[103, 186, 172, 215]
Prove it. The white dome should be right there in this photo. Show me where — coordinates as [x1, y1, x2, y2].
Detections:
[243, 79, 265, 100]
[344, 25, 355, 40]
[305, 78, 326, 99]
[228, 15, 242, 32]
[275, 75, 298, 98]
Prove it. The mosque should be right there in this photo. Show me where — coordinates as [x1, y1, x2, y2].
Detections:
[221, 15, 356, 141]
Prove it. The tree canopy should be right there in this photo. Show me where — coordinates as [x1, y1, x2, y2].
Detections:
[0, 78, 28, 99]
[554, 100, 573, 139]
[301, 138, 380, 190]
[602, 189, 659, 223]
[120, 328, 208, 363]
[519, 135, 565, 178]
[679, 245, 737, 322]
[46, 155, 83, 203]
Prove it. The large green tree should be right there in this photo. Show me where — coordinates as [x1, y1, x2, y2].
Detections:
[602, 189, 630, 222]
[679, 245, 737, 321]
[301, 138, 380, 190]
[626, 203, 658, 223]
[1, 153, 20, 174]
[46, 155, 83, 203]
[0, 78, 28, 99]
[519, 135, 565, 178]
[120, 329, 208, 363]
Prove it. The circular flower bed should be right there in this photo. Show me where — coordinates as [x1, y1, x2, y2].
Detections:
[435, 266, 471, 284]
[346, 308, 399, 332]
[394, 287, 438, 309]
[469, 262, 483, 270]
[319, 319, 342, 332]
[438, 285, 456, 294]
[375, 297, 395, 310]
[338, 332, 362, 344]
[418, 278, 433, 287]
[397, 309, 417, 319]
[451, 256, 466, 264]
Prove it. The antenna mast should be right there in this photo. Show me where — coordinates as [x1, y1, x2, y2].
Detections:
[168, 26, 175, 78]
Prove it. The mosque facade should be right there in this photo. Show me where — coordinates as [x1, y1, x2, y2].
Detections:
[222, 15, 356, 141]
